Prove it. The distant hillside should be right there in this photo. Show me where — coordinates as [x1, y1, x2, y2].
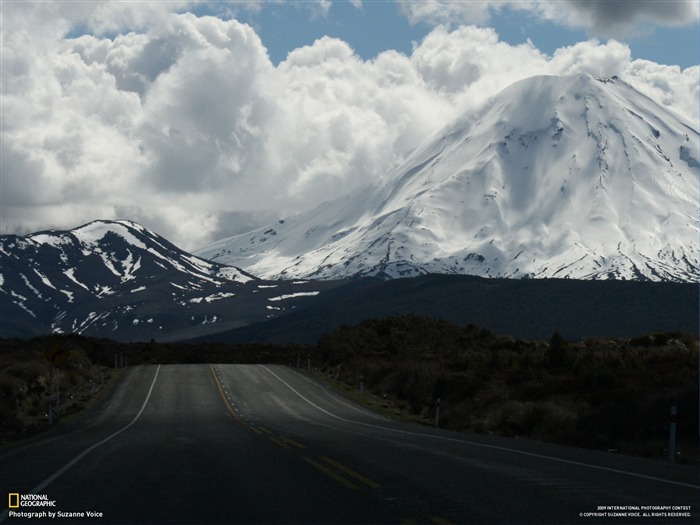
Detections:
[5, 220, 697, 345]
[0, 220, 346, 341]
[188, 274, 699, 344]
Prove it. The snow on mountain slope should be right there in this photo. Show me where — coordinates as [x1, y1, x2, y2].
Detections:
[12, 219, 255, 288]
[197, 74, 699, 282]
[1, 220, 336, 339]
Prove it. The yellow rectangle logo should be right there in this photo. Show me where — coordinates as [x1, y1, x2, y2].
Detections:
[8, 493, 20, 508]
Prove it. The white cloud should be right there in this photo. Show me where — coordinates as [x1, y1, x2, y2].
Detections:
[397, 0, 700, 36]
[623, 61, 700, 124]
[549, 39, 632, 77]
[398, 0, 499, 26]
[1, 6, 697, 252]
[545, 0, 700, 36]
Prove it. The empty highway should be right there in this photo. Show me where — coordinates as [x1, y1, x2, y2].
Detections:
[1, 364, 698, 524]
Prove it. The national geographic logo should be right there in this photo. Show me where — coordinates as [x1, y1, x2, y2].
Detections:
[6, 493, 104, 520]
[7, 493, 57, 508]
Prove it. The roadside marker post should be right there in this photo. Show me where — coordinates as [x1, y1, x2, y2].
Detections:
[669, 405, 677, 463]
[435, 398, 441, 428]
[55, 368, 60, 412]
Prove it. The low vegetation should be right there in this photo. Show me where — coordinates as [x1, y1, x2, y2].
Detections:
[0, 335, 309, 442]
[0, 339, 117, 441]
[317, 316, 698, 463]
[1, 318, 697, 464]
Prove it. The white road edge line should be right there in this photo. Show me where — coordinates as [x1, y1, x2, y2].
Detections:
[0, 365, 162, 523]
[291, 368, 389, 421]
[259, 365, 700, 490]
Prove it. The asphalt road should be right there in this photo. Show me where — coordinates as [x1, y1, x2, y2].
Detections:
[1, 364, 698, 524]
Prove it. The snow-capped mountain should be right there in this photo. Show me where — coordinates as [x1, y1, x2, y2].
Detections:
[0, 220, 339, 340]
[197, 74, 699, 282]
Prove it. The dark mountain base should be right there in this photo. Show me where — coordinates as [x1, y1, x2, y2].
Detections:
[189, 274, 699, 344]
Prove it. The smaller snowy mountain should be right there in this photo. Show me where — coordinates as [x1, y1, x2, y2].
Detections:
[196, 74, 699, 282]
[0, 220, 338, 340]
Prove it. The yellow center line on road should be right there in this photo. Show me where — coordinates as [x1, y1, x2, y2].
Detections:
[208, 366, 308, 452]
[209, 364, 247, 428]
[303, 457, 360, 491]
[319, 456, 382, 489]
[209, 365, 376, 496]
[267, 436, 292, 449]
[282, 437, 307, 449]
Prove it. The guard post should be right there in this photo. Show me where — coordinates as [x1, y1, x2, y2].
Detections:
[669, 405, 677, 463]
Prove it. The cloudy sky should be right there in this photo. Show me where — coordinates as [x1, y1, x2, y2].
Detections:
[1, 0, 698, 250]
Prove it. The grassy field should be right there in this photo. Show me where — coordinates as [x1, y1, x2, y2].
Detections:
[1, 318, 697, 464]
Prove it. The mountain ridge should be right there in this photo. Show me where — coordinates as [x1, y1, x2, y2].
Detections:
[0, 220, 343, 340]
[196, 74, 699, 282]
[2, 220, 697, 343]
[3, 74, 699, 342]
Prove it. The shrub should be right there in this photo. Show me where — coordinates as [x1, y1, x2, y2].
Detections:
[546, 331, 569, 368]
